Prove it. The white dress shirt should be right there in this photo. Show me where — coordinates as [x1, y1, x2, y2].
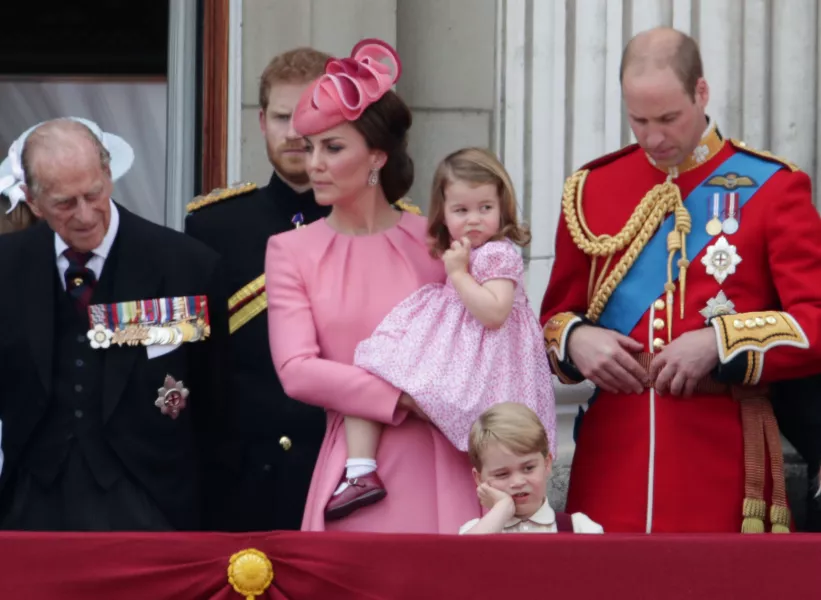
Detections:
[459, 498, 604, 534]
[54, 199, 119, 289]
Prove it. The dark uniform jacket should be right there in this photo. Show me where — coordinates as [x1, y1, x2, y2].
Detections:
[185, 173, 329, 531]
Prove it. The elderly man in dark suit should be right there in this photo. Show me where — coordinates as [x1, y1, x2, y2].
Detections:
[0, 118, 228, 531]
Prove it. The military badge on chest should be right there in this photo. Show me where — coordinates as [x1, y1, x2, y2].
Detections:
[705, 190, 746, 236]
[156, 374, 189, 419]
[699, 290, 737, 324]
[85, 296, 211, 348]
[698, 171, 756, 324]
[83, 297, 207, 419]
[704, 172, 756, 237]
[702, 236, 742, 284]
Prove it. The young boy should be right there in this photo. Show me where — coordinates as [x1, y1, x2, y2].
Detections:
[460, 402, 603, 534]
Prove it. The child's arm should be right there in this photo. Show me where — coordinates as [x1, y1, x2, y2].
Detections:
[460, 483, 516, 534]
[444, 239, 516, 330]
[450, 272, 515, 329]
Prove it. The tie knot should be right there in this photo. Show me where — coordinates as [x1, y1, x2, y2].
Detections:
[63, 248, 93, 267]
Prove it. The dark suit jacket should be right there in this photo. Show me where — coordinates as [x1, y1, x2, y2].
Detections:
[0, 205, 229, 530]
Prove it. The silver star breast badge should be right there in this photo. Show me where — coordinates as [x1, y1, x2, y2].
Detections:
[699, 290, 737, 324]
[701, 236, 742, 284]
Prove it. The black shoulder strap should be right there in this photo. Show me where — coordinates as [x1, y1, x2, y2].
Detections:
[555, 512, 574, 533]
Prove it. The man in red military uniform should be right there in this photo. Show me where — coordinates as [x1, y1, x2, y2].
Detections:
[541, 27, 821, 532]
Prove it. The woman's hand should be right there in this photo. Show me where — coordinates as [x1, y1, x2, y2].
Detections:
[398, 392, 429, 421]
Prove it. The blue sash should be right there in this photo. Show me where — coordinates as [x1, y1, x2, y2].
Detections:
[598, 152, 782, 335]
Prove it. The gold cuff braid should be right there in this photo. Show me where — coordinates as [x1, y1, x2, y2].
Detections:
[712, 311, 809, 363]
[544, 312, 585, 384]
[543, 312, 582, 361]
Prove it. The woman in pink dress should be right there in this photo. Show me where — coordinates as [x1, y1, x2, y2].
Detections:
[265, 39, 481, 532]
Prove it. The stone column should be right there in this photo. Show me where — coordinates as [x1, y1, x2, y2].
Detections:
[396, 0, 497, 208]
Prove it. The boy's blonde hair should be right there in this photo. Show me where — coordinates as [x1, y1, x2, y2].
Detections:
[468, 402, 549, 470]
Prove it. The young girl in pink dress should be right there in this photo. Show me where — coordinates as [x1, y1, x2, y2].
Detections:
[326, 147, 556, 520]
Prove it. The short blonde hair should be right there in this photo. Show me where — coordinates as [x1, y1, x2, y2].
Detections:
[427, 147, 531, 258]
[468, 402, 549, 470]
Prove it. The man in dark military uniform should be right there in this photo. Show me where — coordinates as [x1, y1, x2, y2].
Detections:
[185, 47, 332, 531]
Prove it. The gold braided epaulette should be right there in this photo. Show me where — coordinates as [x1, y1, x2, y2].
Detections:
[186, 182, 258, 214]
[730, 140, 800, 172]
[394, 197, 423, 215]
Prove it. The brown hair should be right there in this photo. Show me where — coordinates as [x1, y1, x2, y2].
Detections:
[0, 195, 37, 234]
[427, 147, 530, 257]
[350, 90, 414, 204]
[468, 403, 550, 470]
[619, 28, 703, 100]
[259, 47, 331, 110]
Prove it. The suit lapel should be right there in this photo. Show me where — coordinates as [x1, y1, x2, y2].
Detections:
[101, 207, 163, 422]
[24, 223, 57, 396]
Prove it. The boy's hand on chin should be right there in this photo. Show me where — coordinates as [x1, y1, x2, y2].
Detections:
[477, 482, 515, 518]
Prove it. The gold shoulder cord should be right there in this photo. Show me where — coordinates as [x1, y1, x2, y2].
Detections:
[562, 170, 691, 341]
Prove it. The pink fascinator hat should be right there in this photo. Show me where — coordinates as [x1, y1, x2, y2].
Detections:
[293, 38, 402, 136]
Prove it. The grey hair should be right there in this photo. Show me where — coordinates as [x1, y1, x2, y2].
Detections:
[21, 119, 112, 199]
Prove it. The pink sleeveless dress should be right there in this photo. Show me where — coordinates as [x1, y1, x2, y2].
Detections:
[354, 240, 557, 454]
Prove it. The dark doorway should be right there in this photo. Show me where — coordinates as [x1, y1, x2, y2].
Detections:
[0, 2, 169, 76]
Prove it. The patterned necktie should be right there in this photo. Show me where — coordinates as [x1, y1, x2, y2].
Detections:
[63, 249, 97, 315]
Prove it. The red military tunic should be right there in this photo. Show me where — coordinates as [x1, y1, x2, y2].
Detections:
[540, 122, 821, 532]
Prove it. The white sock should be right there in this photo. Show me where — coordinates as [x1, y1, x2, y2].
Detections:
[333, 458, 377, 496]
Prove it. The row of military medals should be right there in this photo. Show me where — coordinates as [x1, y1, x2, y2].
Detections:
[705, 191, 739, 236]
[699, 191, 742, 323]
[89, 296, 211, 347]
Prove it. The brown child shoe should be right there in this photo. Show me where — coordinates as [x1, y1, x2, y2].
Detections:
[324, 472, 387, 521]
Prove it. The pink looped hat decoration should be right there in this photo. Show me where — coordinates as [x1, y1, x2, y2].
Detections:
[293, 38, 402, 136]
